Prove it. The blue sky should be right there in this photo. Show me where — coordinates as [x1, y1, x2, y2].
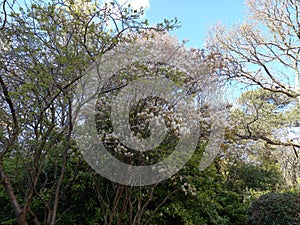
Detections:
[140, 0, 247, 101]
[18, 0, 247, 48]
[146, 1, 247, 48]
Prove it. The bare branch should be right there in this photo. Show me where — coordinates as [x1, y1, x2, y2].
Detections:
[0, 0, 7, 30]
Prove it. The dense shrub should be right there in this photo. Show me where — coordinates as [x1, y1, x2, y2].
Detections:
[247, 192, 300, 225]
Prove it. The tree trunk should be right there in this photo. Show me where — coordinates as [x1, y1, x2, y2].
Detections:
[17, 211, 28, 225]
[0, 161, 28, 225]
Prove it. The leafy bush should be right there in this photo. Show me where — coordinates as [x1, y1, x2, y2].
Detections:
[247, 192, 300, 225]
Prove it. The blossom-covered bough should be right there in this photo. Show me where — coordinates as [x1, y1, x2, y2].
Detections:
[73, 31, 226, 186]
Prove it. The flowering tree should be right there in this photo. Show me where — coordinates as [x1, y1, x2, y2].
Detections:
[71, 30, 226, 224]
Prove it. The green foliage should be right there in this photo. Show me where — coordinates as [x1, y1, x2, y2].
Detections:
[0, 186, 16, 224]
[225, 162, 282, 193]
[231, 88, 298, 138]
[217, 190, 249, 225]
[247, 192, 300, 225]
[0, 142, 285, 225]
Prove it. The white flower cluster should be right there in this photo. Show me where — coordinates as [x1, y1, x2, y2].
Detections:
[90, 31, 223, 167]
[181, 182, 197, 196]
